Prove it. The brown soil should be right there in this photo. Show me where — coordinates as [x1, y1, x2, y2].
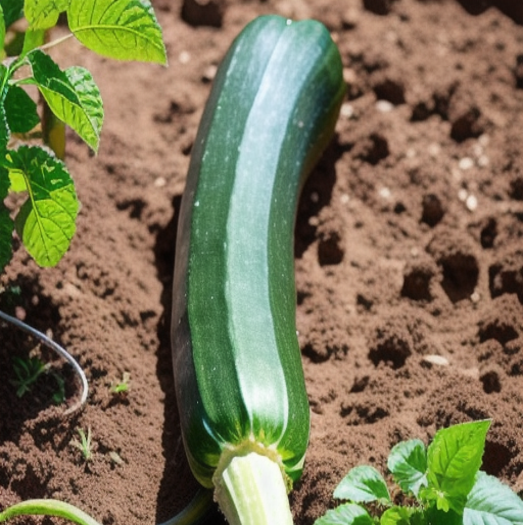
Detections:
[2, 0, 523, 524]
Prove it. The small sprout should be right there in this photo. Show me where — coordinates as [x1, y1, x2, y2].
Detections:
[70, 427, 93, 462]
[10, 355, 66, 405]
[11, 356, 47, 397]
[110, 371, 131, 394]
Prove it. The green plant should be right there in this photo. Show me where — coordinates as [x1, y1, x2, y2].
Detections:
[0, 0, 166, 272]
[0, 308, 88, 413]
[0, 499, 102, 525]
[110, 371, 130, 394]
[171, 14, 344, 525]
[11, 353, 65, 403]
[70, 427, 93, 462]
[314, 420, 523, 525]
[11, 354, 46, 396]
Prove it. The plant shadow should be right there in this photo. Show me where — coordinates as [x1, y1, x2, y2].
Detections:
[152, 194, 225, 524]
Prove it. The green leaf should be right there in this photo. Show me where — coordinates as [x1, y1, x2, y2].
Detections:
[21, 28, 46, 57]
[0, 98, 9, 152]
[425, 505, 463, 525]
[464, 471, 523, 525]
[333, 465, 391, 504]
[8, 145, 78, 267]
[0, 0, 23, 28]
[388, 439, 427, 497]
[67, 0, 167, 64]
[314, 503, 374, 525]
[64, 65, 103, 141]
[8, 165, 26, 191]
[24, 0, 70, 30]
[0, 5, 5, 55]
[425, 420, 491, 515]
[4, 85, 40, 133]
[0, 498, 103, 525]
[0, 164, 13, 271]
[380, 506, 424, 525]
[26, 50, 103, 152]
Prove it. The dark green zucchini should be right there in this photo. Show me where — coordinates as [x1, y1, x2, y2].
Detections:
[171, 14, 344, 524]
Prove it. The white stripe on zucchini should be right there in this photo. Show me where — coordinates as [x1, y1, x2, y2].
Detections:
[172, 14, 344, 525]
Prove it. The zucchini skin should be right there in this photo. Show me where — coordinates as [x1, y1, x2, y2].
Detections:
[171, 15, 344, 488]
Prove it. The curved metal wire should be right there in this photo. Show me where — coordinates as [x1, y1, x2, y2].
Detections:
[0, 309, 88, 415]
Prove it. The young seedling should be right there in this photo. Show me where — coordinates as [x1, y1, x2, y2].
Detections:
[315, 420, 523, 525]
[11, 354, 46, 397]
[70, 427, 93, 462]
[110, 371, 131, 395]
[11, 353, 66, 403]
[1, 308, 87, 413]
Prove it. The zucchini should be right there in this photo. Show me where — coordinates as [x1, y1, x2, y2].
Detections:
[171, 14, 344, 524]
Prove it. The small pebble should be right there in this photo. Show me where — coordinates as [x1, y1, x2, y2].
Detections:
[458, 188, 468, 201]
[376, 100, 394, 113]
[340, 103, 354, 118]
[178, 51, 191, 64]
[458, 157, 474, 170]
[343, 68, 357, 85]
[477, 155, 489, 167]
[428, 143, 440, 157]
[202, 64, 217, 83]
[378, 186, 392, 200]
[466, 194, 478, 211]
[423, 354, 449, 366]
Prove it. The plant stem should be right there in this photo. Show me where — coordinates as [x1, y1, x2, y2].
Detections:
[157, 489, 214, 525]
[0, 499, 101, 525]
[37, 33, 74, 53]
[42, 99, 66, 159]
[0, 309, 88, 414]
[40, 30, 66, 159]
[213, 451, 294, 525]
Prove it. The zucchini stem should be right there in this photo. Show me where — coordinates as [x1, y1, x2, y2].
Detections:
[213, 452, 294, 525]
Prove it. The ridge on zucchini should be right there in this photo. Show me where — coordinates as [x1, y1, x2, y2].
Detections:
[171, 14, 345, 525]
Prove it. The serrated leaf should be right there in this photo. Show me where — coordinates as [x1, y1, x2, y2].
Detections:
[334, 465, 391, 504]
[64, 66, 103, 140]
[425, 420, 491, 514]
[388, 439, 427, 497]
[0, 5, 5, 54]
[24, 0, 70, 30]
[0, 100, 9, 152]
[67, 0, 167, 64]
[4, 85, 40, 133]
[314, 503, 374, 525]
[26, 50, 102, 151]
[0, 164, 13, 271]
[0, 0, 23, 28]
[464, 471, 523, 525]
[1, 64, 10, 150]
[8, 145, 78, 267]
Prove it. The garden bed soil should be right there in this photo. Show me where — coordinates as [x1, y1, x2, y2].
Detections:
[1, 0, 523, 523]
